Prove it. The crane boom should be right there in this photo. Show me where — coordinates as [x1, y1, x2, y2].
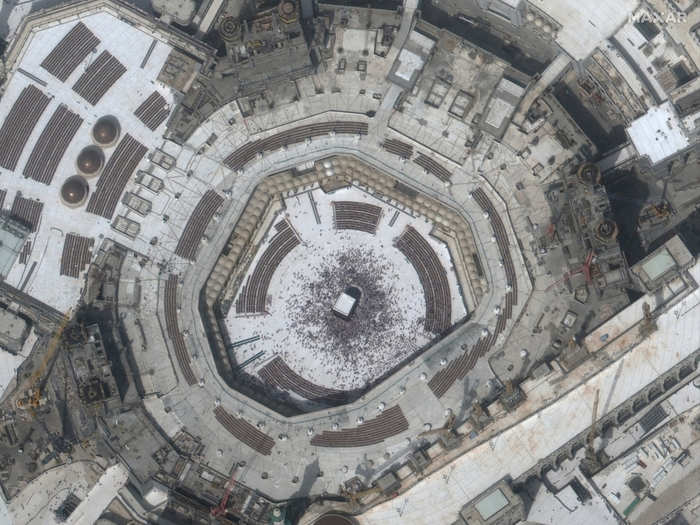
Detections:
[345, 485, 382, 503]
[211, 464, 238, 517]
[546, 250, 595, 290]
[16, 310, 72, 411]
[417, 413, 456, 438]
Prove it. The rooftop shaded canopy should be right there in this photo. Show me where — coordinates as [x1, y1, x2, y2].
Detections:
[92, 116, 120, 145]
[77, 146, 104, 175]
[60, 175, 89, 205]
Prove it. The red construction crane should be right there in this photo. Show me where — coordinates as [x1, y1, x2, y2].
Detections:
[211, 464, 238, 517]
[577, 249, 595, 283]
[546, 222, 556, 240]
[547, 250, 595, 290]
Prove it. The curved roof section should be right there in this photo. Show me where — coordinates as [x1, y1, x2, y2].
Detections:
[60, 175, 89, 204]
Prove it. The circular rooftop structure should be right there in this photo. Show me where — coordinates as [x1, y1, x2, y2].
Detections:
[59, 175, 89, 207]
[76, 146, 104, 177]
[281, 1, 295, 15]
[595, 219, 618, 243]
[219, 16, 239, 41]
[92, 116, 120, 147]
[577, 162, 601, 186]
[312, 514, 358, 525]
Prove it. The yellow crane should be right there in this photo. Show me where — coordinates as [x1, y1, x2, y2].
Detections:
[342, 484, 383, 505]
[342, 473, 402, 506]
[16, 310, 72, 411]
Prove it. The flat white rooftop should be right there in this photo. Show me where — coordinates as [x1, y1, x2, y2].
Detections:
[527, 478, 618, 524]
[65, 464, 129, 525]
[474, 488, 509, 520]
[640, 248, 676, 281]
[0, 348, 28, 399]
[627, 101, 690, 164]
[359, 258, 700, 525]
[534, 0, 638, 61]
[394, 49, 424, 82]
[0, 218, 27, 279]
[389, 30, 435, 87]
[0, 308, 27, 341]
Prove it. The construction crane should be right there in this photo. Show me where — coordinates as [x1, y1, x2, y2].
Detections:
[637, 201, 671, 231]
[547, 250, 595, 291]
[586, 389, 600, 458]
[211, 464, 239, 517]
[16, 310, 72, 412]
[546, 203, 568, 242]
[418, 412, 456, 439]
[607, 193, 670, 224]
[417, 411, 461, 450]
[341, 471, 401, 506]
[341, 484, 383, 505]
[640, 302, 657, 337]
